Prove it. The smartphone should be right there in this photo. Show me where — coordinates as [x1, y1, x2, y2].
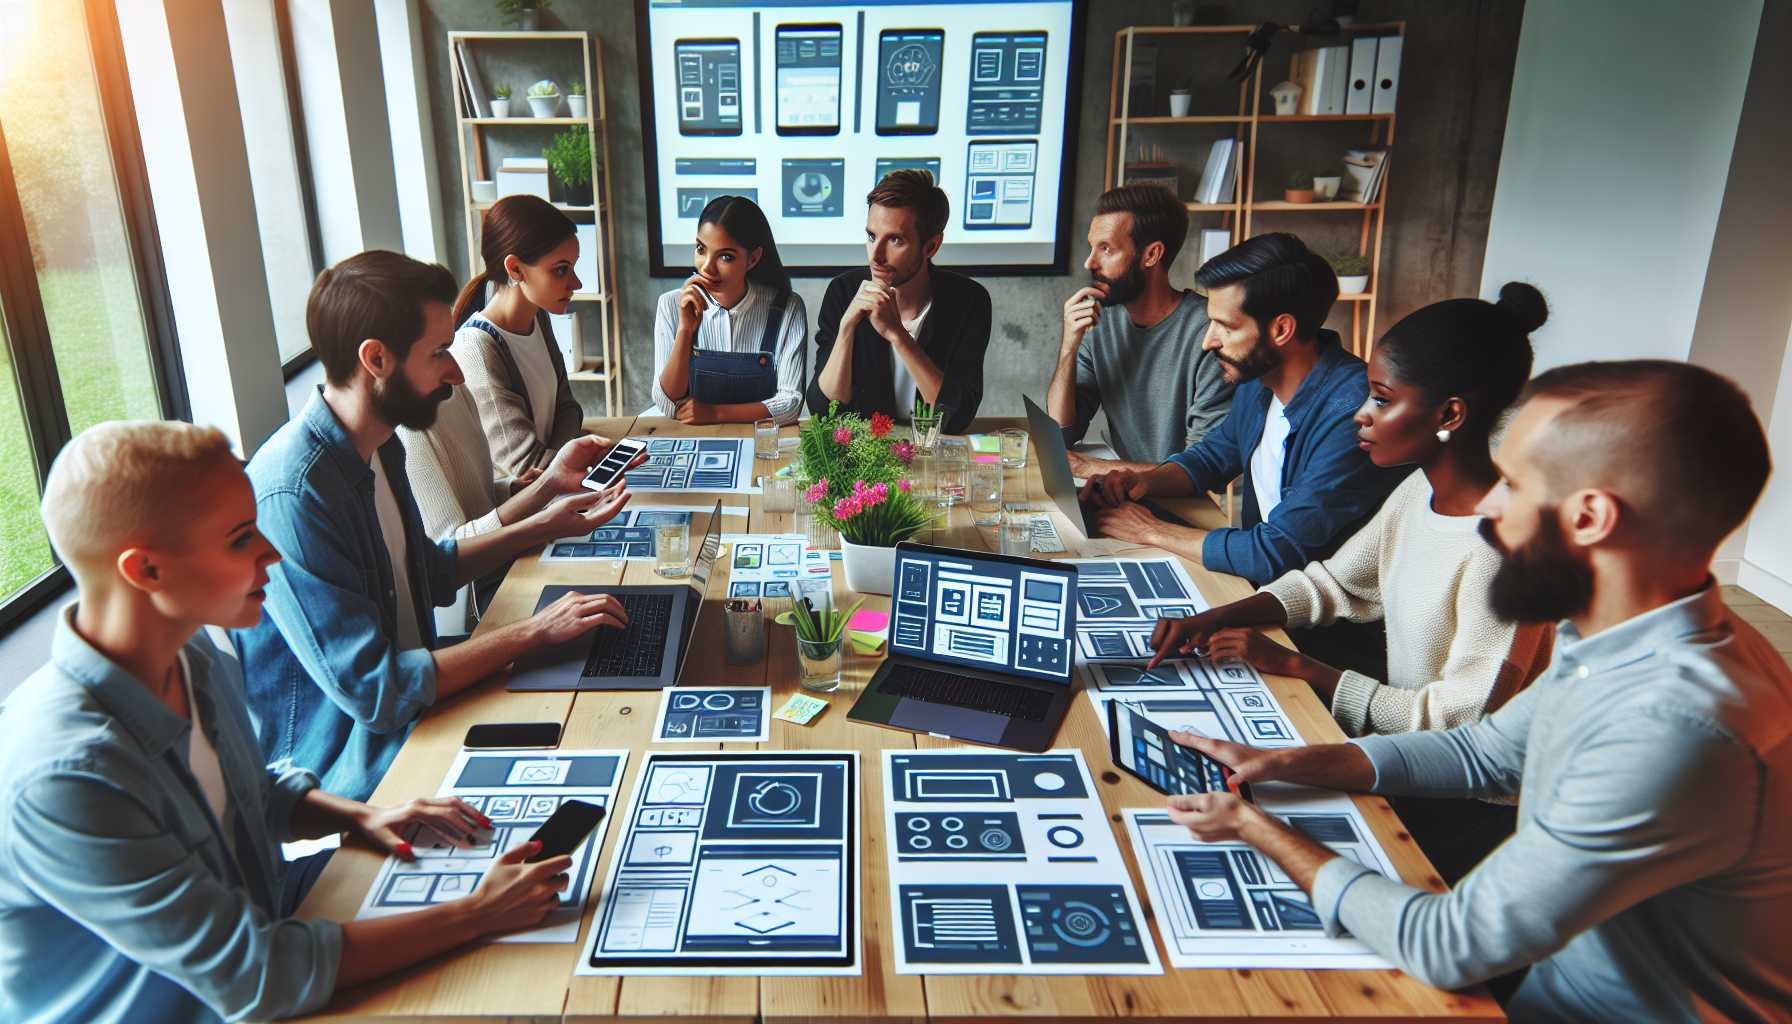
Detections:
[876, 29, 944, 135]
[674, 38, 742, 136]
[1106, 699, 1254, 802]
[463, 721, 562, 750]
[525, 799, 606, 862]
[775, 23, 842, 136]
[582, 437, 648, 493]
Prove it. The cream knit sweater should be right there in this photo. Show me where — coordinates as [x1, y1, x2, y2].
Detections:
[1260, 471, 1552, 736]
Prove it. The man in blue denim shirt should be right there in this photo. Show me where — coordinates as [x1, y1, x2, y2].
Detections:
[235, 251, 636, 801]
[1, 422, 571, 1023]
[1084, 233, 1403, 586]
[1159, 362, 1792, 1021]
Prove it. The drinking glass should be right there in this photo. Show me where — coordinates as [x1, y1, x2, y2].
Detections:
[910, 412, 941, 455]
[1000, 508, 1035, 556]
[969, 460, 1003, 526]
[999, 428, 1029, 469]
[653, 521, 690, 577]
[724, 599, 765, 664]
[796, 635, 843, 692]
[937, 439, 969, 507]
[754, 418, 780, 460]
[762, 473, 796, 513]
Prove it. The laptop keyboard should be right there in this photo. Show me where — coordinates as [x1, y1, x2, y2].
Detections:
[881, 665, 1053, 722]
[581, 593, 675, 678]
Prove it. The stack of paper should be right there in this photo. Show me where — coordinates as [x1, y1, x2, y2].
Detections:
[1339, 147, 1391, 204]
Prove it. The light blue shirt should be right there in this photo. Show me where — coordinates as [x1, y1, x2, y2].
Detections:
[234, 388, 459, 801]
[0, 607, 341, 1022]
[1315, 585, 1792, 1022]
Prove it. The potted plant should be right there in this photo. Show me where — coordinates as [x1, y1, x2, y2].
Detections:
[1168, 80, 1192, 118]
[566, 79, 588, 119]
[1331, 253, 1370, 294]
[526, 79, 560, 118]
[1284, 169, 1315, 204]
[794, 404, 932, 595]
[1313, 171, 1341, 200]
[490, 83, 511, 119]
[790, 588, 861, 693]
[497, 0, 551, 31]
[1270, 80, 1301, 115]
[543, 126, 593, 207]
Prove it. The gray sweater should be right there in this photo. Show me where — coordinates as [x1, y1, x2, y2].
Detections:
[1067, 289, 1233, 464]
[1316, 585, 1792, 1022]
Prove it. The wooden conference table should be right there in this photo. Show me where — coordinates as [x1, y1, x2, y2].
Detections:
[294, 417, 1502, 1023]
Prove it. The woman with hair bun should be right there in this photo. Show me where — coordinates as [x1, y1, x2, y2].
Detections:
[450, 195, 590, 476]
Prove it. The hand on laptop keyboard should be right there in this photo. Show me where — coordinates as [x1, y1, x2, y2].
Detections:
[528, 591, 631, 645]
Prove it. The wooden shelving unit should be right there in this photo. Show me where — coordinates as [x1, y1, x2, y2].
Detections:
[1105, 23, 1404, 353]
[449, 30, 622, 413]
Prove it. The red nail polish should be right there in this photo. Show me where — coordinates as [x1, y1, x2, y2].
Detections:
[397, 841, 414, 859]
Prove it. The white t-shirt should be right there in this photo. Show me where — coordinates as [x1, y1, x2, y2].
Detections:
[495, 319, 558, 442]
[178, 650, 231, 840]
[370, 455, 425, 651]
[890, 302, 932, 421]
[1250, 396, 1291, 519]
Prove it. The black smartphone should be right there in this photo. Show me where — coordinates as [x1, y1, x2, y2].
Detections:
[525, 799, 606, 862]
[876, 28, 944, 135]
[774, 23, 843, 136]
[582, 437, 648, 493]
[674, 38, 743, 136]
[463, 721, 562, 749]
[1107, 699, 1254, 803]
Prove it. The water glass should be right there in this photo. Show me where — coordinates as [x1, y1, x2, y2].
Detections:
[970, 460, 1003, 526]
[754, 418, 780, 460]
[999, 428, 1029, 469]
[937, 439, 969, 507]
[654, 521, 690, 577]
[763, 473, 796, 513]
[796, 635, 843, 692]
[910, 413, 942, 455]
[724, 599, 765, 664]
[1000, 508, 1035, 556]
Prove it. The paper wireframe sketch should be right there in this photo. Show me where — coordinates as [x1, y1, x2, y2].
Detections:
[721, 533, 833, 600]
[539, 509, 682, 563]
[578, 750, 861, 975]
[883, 748, 1162, 975]
[651, 687, 771, 743]
[354, 748, 629, 943]
[1063, 557, 1211, 662]
[1083, 655, 1305, 751]
[625, 437, 760, 493]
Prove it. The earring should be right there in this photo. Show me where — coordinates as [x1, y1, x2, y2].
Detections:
[1435, 429, 1452, 443]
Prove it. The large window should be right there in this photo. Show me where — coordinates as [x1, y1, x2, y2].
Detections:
[0, 0, 182, 627]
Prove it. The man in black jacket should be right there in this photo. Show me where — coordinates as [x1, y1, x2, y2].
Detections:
[807, 170, 992, 434]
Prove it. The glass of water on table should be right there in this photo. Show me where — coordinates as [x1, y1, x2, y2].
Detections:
[969, 459, 1003, 527]
[654, 520, 690, 578]
[1000, 507, 1034, 556]
[754, 418, 780, 461]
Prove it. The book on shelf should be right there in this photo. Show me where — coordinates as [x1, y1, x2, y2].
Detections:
[1339, 147, 1391, 204]
[457, 40, 490, 118]
[1194, 138, 1237, 205]
[1289, 45, 1350, 115]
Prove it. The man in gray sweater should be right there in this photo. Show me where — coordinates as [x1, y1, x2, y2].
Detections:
[1047, 185, 1233, 474]
[1157, 360, 1791, 1023]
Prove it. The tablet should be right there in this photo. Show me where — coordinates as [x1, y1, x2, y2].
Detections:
[1106, 699, 1253, 802]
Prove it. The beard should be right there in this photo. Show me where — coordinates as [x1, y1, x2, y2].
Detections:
[1480, 512, 1595, 623]
[1092, 257, 1146, 307]
[372, 370, 452, 430]
[876, 250, 926, 289]
[1215, 336, 1281, 383]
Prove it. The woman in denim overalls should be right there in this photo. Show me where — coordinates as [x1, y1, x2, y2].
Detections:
[651, 195, 809, 425]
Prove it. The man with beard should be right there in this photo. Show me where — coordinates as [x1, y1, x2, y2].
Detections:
[807, 170, 991, 433]
[1151, 361, 1792, 1022]
[1048, 185, 1233, 472]
[1081, 232, 1402, 586]
[234, 251, 637, 800]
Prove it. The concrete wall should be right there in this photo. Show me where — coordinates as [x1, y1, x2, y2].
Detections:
[414, 0, 1523, 416]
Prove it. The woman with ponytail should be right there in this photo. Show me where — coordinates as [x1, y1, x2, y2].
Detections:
[450, 195, 589, 476]
[651, 194, 808, 425]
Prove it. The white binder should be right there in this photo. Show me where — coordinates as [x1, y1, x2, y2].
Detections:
[1346, 37, 1378, 115]
[1321, 45, 1350, 115]
[1372, 36, 1402, 115]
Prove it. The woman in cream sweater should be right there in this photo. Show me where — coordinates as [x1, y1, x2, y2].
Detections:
[1150, 283, 1555, 737]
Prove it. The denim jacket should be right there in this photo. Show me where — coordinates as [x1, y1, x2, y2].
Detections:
[0, 607, 340, 1023]
[233, 388, 458, 801]
[1166, 331, 1405, 585]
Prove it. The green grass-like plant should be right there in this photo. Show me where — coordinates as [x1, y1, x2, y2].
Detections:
[543, 126, 591, 188]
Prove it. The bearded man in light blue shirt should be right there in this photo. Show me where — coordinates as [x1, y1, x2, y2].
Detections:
[1156, 360, 1792, 1022]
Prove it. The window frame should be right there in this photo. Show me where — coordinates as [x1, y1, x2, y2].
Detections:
[0, 0, 189, 635]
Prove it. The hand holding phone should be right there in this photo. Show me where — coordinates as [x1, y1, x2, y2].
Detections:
[582, 437, 648, 493]
[525, 799, 606, 862]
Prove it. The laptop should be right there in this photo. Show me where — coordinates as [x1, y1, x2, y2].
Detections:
[847, 542, 1079, 751]
[507, 499, 723, 691]
[1024, 393, 1191, 540]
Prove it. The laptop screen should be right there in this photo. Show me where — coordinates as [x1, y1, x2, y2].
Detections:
[890, 544, 1078, 683]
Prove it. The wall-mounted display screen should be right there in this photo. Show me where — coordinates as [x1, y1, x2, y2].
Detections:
[638, 0, 1084, 275]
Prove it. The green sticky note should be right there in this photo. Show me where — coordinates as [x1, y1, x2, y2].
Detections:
[969, 434, 1001, 454]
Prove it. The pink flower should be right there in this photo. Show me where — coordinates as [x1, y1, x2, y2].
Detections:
[892, 441, 915, 464]
[833, 425, 853, 445]
[897, 479, 912, 493]
[832, 495, 863, 520]
[803, 478, 829, 504]
[869, 412, 895, 438]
